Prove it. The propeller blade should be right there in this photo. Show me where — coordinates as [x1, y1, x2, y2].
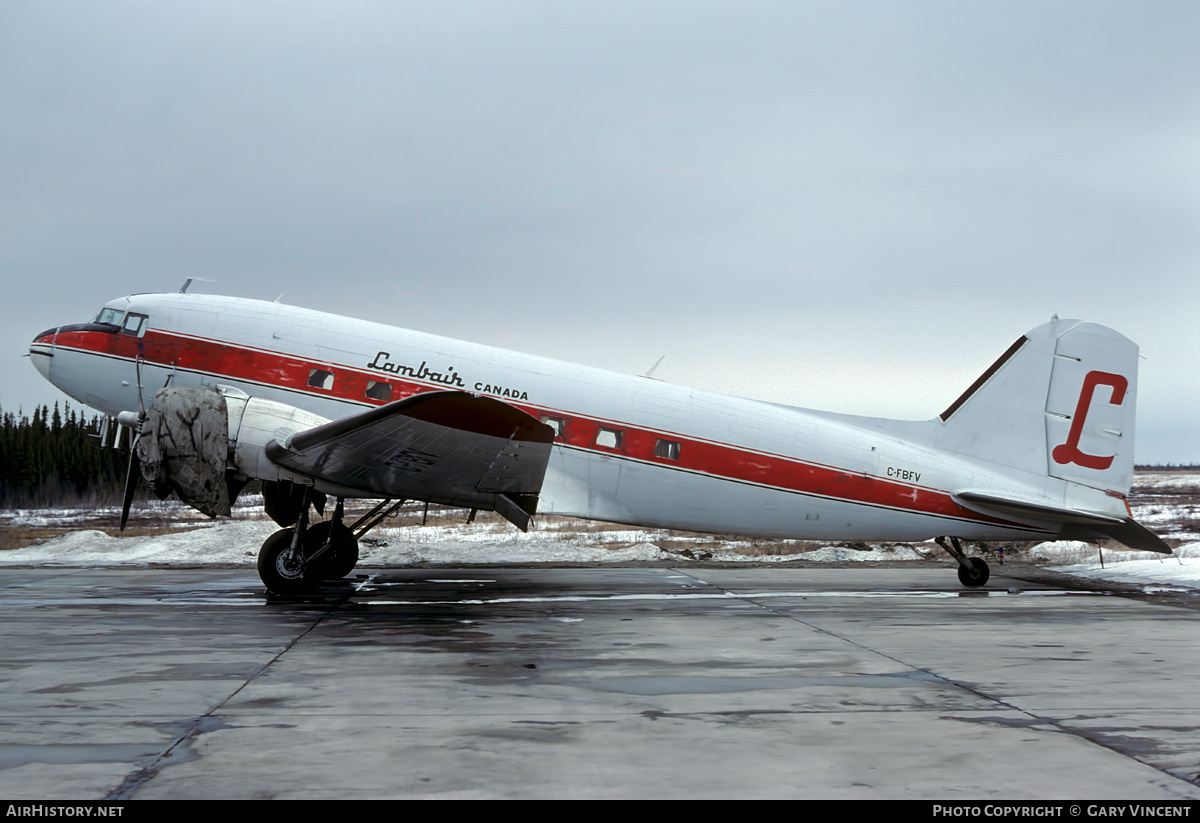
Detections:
[135, 357, 146, 415]
[119, 443, 140, 531]
[118, 352, 155, 531]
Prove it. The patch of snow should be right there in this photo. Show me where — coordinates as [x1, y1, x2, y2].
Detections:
[1047, 542, 1200, 590]
[3, 509, 1198, 596]
[1, 521, 278, 566]
[1131, 472, 1200, 491]
[1031, 539, 1200, 591]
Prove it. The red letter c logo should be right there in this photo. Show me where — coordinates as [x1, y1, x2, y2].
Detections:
[1052, 370, 1127, 470]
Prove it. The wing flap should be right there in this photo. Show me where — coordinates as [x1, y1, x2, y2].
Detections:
[265, 391, 555, 529]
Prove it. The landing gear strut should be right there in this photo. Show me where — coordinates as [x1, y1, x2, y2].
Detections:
[936, 536, 990, 588]
[256, 495, 406, 594]
[258, 502, 314, 595]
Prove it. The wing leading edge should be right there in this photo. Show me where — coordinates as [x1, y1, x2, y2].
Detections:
[265, 391, 555, 530]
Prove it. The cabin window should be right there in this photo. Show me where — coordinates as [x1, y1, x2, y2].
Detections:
[654, 439, 681, 460]
[119, 313, 148, 337]
[365, 380, 392, 401]
[540, 415, 567, 439]
[96, 308, 125, 326]
[308, 368, 335, 390]
[596, 427, 623, 449]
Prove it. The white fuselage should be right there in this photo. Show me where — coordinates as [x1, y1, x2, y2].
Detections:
[31, 292, 1066, 543]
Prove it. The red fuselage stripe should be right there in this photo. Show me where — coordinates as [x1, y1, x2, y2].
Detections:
[41, 328, 1007, 527]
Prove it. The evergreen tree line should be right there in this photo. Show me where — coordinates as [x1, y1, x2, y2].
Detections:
[0, 401, 1193, 510]
[0, 403, 131, 508]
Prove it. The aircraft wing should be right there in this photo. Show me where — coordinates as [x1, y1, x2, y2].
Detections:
[264, 391, 555, 530]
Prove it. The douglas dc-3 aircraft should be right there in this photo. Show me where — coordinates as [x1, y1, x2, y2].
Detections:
[29, 286, 1169, 593]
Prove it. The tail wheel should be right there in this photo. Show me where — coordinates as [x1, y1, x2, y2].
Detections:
[305, 521, 360, 579]
[957, 557, 990, 588]
[257, 529, 317, 594]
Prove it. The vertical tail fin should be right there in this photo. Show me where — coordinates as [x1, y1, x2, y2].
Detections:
[936, 318, 1170, 553]
[935, 317, 1138, 496]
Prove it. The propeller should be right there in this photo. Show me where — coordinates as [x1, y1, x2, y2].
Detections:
[117, 357, 148, 531]
[118, 441, 141, 530]
[117, 377, 234, 529]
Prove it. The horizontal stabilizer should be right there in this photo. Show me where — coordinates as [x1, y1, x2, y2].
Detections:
[953, 490, 1171, 554]
[954, 490, 1124, 526]
[1062, 517, 1172, 554]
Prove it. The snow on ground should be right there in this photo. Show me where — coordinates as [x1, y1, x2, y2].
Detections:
[1132, 472, 1200, 491]
[1032, 540, 1200, 591]
[0, 518, 875, 567]
[1126, 471, 1200, 542]
[3, 516, 1198, 596]
[3, 472, 1197, 593]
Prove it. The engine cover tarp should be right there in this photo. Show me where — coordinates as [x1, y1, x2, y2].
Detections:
[136, 387, 231, 517]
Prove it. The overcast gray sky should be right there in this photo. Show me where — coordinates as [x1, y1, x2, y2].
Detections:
[3, 1, 1197, 463]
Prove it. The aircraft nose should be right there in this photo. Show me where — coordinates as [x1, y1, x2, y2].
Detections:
[29, 327, 58, 381]
[30, 349, 51, 379]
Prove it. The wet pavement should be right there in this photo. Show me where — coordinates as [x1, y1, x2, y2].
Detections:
[1, 565, 1198, 799]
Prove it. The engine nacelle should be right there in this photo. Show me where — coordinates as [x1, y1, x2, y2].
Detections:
[134, 385, 329, 519]
[221, 387, 331, 483]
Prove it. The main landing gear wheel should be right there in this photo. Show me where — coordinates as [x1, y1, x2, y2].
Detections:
[257, 529, 317, 595]
[305, 520, 360, 580]
[957, 557, 990, 588]
[936, 536, 991, 589]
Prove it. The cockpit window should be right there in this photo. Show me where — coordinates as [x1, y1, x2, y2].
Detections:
[96, 308, 125, 326]
[120, 313, 148, 337]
